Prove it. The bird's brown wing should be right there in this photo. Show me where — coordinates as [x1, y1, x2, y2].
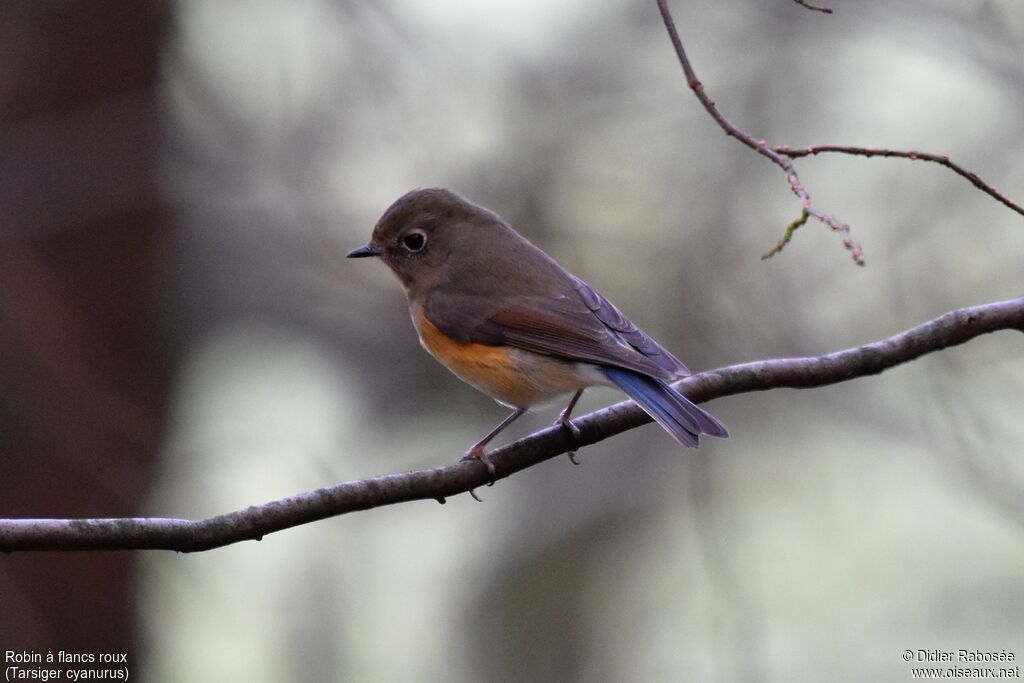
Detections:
[424, 278, 688, 381]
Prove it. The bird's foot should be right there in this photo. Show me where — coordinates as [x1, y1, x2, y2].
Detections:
[553, 411, 582, 465]
[461, 444, 496, 485]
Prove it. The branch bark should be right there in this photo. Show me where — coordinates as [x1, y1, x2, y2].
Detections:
[2, 297, 1021, 553]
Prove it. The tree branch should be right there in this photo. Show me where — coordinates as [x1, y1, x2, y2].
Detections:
[2, 297, 1021, 553]
[656, 0, 1024, 263]
[792, 0, 833, 14]
[655, 0, 863, 265]
[774, 145, 1024, 218]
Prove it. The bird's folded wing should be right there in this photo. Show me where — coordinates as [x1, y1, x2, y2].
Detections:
[424, 279, 688, 381]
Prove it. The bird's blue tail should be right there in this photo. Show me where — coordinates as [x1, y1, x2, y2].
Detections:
[603, 367, 728, 448]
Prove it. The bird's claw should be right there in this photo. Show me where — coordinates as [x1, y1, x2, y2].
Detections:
[554, 412, 582, 465]
[461, 445, 497, 485]
[554, 413, 581, 439]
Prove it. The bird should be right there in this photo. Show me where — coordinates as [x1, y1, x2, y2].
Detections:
[347, 188, 727, 474]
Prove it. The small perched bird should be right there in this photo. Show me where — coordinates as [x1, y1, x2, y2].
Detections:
[348, 188, 727, 473]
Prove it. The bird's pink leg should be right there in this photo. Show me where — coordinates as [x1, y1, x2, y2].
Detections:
[554, 389, 584, 464]
[462, 407, 526, 478]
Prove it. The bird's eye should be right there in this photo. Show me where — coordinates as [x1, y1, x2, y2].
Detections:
[402, 231, 426, 252]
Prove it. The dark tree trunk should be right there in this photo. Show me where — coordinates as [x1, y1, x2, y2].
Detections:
[0, 0, 174, 659]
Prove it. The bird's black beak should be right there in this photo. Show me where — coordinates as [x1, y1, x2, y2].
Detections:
[346, 243, 381, 258]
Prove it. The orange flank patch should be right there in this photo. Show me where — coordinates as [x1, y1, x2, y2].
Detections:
[415, 307, 585, 408]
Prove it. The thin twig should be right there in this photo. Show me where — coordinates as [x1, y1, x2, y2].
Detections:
[762, 209, 809, 260]
[775, 145, 1024, 218]
[655, 0, 863, 265]
[793, 0, 834, 14]
[1, 296, 1021, 553]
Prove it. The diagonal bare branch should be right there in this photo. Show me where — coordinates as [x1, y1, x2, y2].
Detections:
[657, 1, 1024, 262]
[775, 145, 1024, 218]
[655, 0, 863, 265]
[792, 0, 834, 14]
[1, 297, 1021, 553]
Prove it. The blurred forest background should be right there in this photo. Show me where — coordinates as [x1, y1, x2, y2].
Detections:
[1, 0, 1022, 681]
